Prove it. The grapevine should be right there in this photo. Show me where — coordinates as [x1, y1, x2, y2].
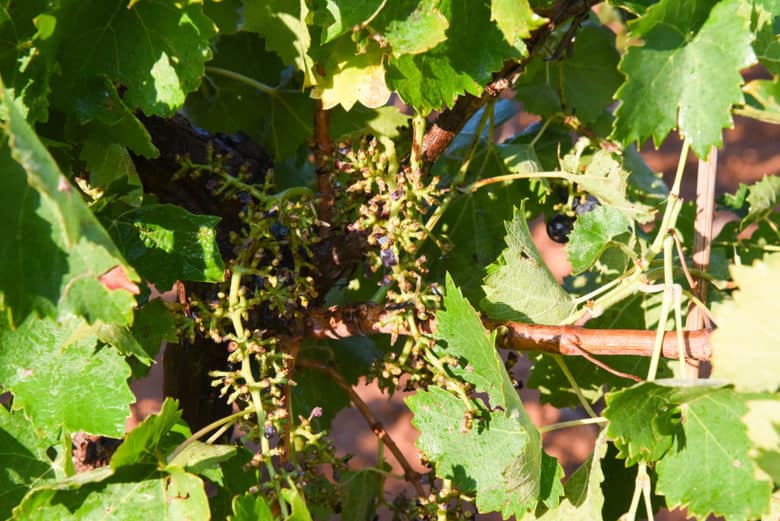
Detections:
[1, 1, 780, 521]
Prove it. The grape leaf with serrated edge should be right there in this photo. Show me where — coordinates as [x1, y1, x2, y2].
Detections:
[529, 429, 607, 520]
[0, 87, 139, 327]
[611, 0, 754, 158]
[0, 0, 55, 123]
[653, 385, 772, 521]
[0, 408, 57, 520]
[426, 143, 540, 303]
[386, 0, 520, 113]
[742, 394, 780, 484]
[567, 205, 631, 274]
[752, 0, 780, 75]
[315, 0, 383, 44]
[438, 274, 530, 414]
[312, 38, 391, 110]
[107, 204, 225, 291]
[742, 174, 780, 227]
[244, 0, 316, 86]
[481, 206, 577, 325]
[232, 494, 274, 521]
[604, 380, 772, 521]
[14, 466, 209, 521]
[184, 33, 314, 161]
[111, 398, 185, 469]
[0, 315, 134, 438]
[408, 387, 549, 518]
[491, 0, 546, 53]
[383, 0, 449, 56]
[52, 0, 215, 119]
[562, 144, 655, 224]
[514, 23, 623, 124]
[711, 253, 780, 392]
[412, 276, 563, 517]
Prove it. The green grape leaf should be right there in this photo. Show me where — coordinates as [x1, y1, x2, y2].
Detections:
[711, 253, 780, 392]
[491, 0, 546, 51]
[244, 0, 316, 85]
[0, 408, 57, 520]
[567, 205, 631, 274]
[562, 145, 655, 223]
[166, 442, 236, 474]
[107, 204, 225, 291]
[653, 385, 771, 520]
[752, 0, 780, 75]
[622, 143, 670, 203]
[317, 0, 383, 43]
[312, 39, 391, 110]
[481, 206, 577, 325]
[130, 299, 178, 364]
[383, 0, 449, 56]
[0, 315, 133, 438]
[339, 469, 383, 521]
[514, 23, 622, 123]
[0, 87, 139, 327]
[437, 274, 525, 414]
[742, 174, 780, 228]
[611, 0, 754, 158]
[386, 0, 519, 113]
[604, 378, 773, 521]
[742, 395, 780, 483]
[184, 33, 313, 161]
[530, 430, 607, 520]
[407, 386, 541, 518]
[417, 278, 548, 517]
[53, 0, 216, 118]
[294, 337, 381, 431]
[528, 353, 664, 409]
[111, 398, 184, 469]
[741, 78, 780, 125]
[80, 138, 143, 208]
[426, 140, 542, 303]
[15, 466, 209, 521]
[0, 0, 55, 123]
[232, 494, 274, 521]
[329, 105, 411, 142]
[605, 380, 697, 465]
[95, 322, 153, 366]
[71, 79, 158, 158]
[280, 487, 314, 521]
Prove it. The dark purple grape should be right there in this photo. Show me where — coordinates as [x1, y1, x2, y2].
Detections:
[573, 194, 600, 215]
[546, 214, 575, 243]
[270, 222, 289, 240]
[380, 248, 397, 268]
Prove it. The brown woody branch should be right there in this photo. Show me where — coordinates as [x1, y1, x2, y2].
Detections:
[314, 100, 334, 235]
[303, 304, 713, 361]
[297, 359, 427, 498]
[421, 0, 601, 163]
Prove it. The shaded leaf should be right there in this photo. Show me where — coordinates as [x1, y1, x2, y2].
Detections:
[481, 206, 577, 325]
[515, 23, 622, 123]
[107, 204, 225, 291]
[0, 408, 56, 520]
[0, 86, 138, 326]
